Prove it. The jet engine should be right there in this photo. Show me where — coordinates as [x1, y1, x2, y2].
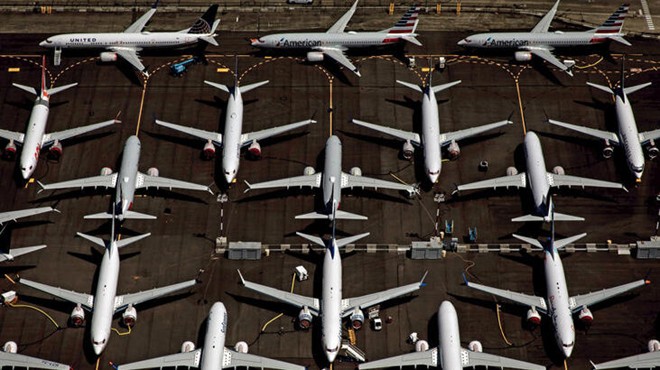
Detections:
[602, 139, 614, 159]
[506, 167, 519, 176]
[648, 339, 660, 352]
[306, 52, 324, 62]
[514, 51, 533, 62]
[468, 340, 483, 352]
[350, 167, 362, 176]
[578, 307, 593, 324]
[526, 307, 541, 326]
[248, 141, 262, 159]
[414, 340, 429, 352]
[234, 341, 249, 353]
[3, 140, 16, 160]
[447, 140, 460, 160]
[122, 304, 137, 327]
[2, 341, 17, 353]
[48, 140, 63, 159]
[303, 166, 316, 176]
[298, 306, 312, 329]
[147, 167, 159, 177]
[203, 140, 216, 160]
[100, 52, 118, 62]
[350, 308, 365, 330]
[646, 139, 658, 159]
[181, 341, 196, 353]
[70, 304, 85, 327]
[100, 167, 113, 176]
[402, 140, 414, 160]
[552, 166, 565, 175]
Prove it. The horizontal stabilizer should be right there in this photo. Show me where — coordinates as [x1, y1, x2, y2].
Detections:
[395, 80, 422, 93]
[335, 232, 370, 248]
[586, 82, 614, 95]
[76, 232, 106, 248]
[296, 231, 325, 247]
[607, 35, 631, 46]
[431, 80, 462, 94]
[200, 35, 218, 46]
[511, 234, 544, 250]
[12, 83, 37, 96]
[204, 80, 230, 93]
[512, 212, 584, 222]
[623, 82, 652, 96]
[84, 210, 157, 220]
[295, 210, 368, 220]
[401, 35, 422, 46]
[46, 82, 78, 96]
[334, 210, 368, 220]
[554, 233, 587, 250]
[239, 80, 269, 95]
[116, 233, 151, 249]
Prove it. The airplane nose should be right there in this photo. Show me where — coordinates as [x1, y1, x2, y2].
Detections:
[325, 350, 338, 364]
[39, 41, 46, 47]
[225, 174, 235, 185]
[249, 38, 261, 46]
[457, 39, 466, 46]
[21, 169, 31, 180]
[562, 346, 573, 358]
[429, 173, 439, 183]
[92, 341, 106, 356]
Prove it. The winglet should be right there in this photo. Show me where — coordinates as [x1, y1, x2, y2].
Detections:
[237, 269, 246, 285]
[461, 272, 470, 286]
[36, 181, 46, 193]
[419, 270, 429, 287]
[151, 0, 159, 9]
[589, 360, 598, 369]
[243, 180, 251, 193]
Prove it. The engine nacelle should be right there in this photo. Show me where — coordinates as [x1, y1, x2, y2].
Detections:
[350, 308, 365, 330]
[447, 140, 460, 160]
[181, 341, 196, 353]
[402, 140, 415, 160]
[70, 304, 85, 327]
[122, 304, 137, 327]
[303, 166, 316, 176]
[350, 167, 362, 177]
[506, 167, 519, 176]
[100, 167, 113, 176]
[514, 51, 533, 62]
[306, 51, 324, 62]
[3, 140, 17, 160]
[203, 140, 216, 160]
[100, 52, 118, 62]
[648, 339, 660, 352]
[415, 340, 429, 352]
[248, 140, 262, 159]
[602, 139, 614, 159]
[526, 307, 541, 326]
[147, 167, 159, 177]
[578, 307, 593, 324]
[48, 140, 63, 159]
[298, 306, 312, 329]
[552, 166, 565, 175]
[234, 341, 249, 353]
[2, 341, 17, 353]
[646, 140, 658, 159]
[468, 340, 483, 352]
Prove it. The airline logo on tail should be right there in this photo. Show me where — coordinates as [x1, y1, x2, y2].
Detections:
[591, 3, 629, 43]
[388, 6, 420, 34]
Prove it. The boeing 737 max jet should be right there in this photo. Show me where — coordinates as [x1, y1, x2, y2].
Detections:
[0, 207, 57, 262]
[591, 338, 660, 369]
[0, 341, 71, 370]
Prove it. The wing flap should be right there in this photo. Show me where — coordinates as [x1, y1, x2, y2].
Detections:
[592, 350, 660, 369]
[0, 351, 71, 370]
[114, 279, 197, 312]
[522, 46, 571, 73]
[39, 173, 118, 191]
[548, 119, 619, 144]
[457, 173, 527, 192]
[0, 128, 25, 144]
[352, 119, 420, 143]
[315, 47, 360, 76]
[43, 119, 117, 146]
[341, 173, 414, 194]
[155, 119, 222, 144]
[117, 349, 202, 370]
[246, 173, 322, 192]
[0, 206, 55, 225]
[242, 119, 315, 146]
[344, 273, 426, 316]
[136, 172, 212, 194]
[20, 278, 93, 310]
[465, 279, 547, 313]
[440, 120, 511, 144]
[359, 348, 438, 369]
[223, 348, 306, 370]
[569, 279, 649, 312]
[108, 47, 145, 72]
[466, 348, 547, 370]
[238, 270, 320, 314]
[639, 128, 660, 145]
[548, 173, 625, 190]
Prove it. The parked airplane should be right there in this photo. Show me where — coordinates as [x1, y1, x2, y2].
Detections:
[0, 341, 71, 370]
[352, 76, 511, 183]
[591, 339, 660, 369]
[155, 78, 315, 185]
[457, 1, 630, 75]
[454, 131, 626, 222]
[238, 223, 427, 364]
[250, 1, 421, 76]
[245, 135, 416, 220]
[113, 301, 305, 370]
[359, 300, 546, 370]
[19, 223, 197, 355]
[0, 207, 57, 262]
[463, 214, 649, 358]
[0, 58, 117, 180]
[37, 135, 212, 220]
[548, 64, 659, 183]
[39, 3, 220, 76]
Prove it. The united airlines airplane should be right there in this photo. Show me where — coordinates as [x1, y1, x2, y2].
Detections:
[458, 1, 630, 75]
[250, 1, 420, 76]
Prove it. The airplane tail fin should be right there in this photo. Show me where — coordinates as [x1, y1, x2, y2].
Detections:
[590, 3, 630, 43]
[383, 5, 420, 34]
[618, 56, 652, 96]
[199, 19, 221, 46]
[187, 4, 219, 35]
[12, 56, 77, 97]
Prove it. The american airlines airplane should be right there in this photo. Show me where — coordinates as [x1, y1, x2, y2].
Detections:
[464, 215, 649, 359]
[155, 78, 315, 186]
[0, 207, 56, 262]
[454, 131, 626, 222]
[238, 224, 427, 364]
[0, 341, 71, 370]
[548, 65, 659, 183]
[591, 339, 660, 369]
[245, 135, 416, 220]
[114, 301, 305, 370]
[358, 301, 546, 370]
[39, 4, 220, 76]
[19, 224, 197, 355]
[250, 1, 421, 76]
[0, 58, 117, 180]
[38, 135, 212, 220]
[457, 1, 630, 76]
[353, 76, 511, 183]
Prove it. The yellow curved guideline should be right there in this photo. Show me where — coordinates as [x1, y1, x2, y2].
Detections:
[260, 273, 297, 332]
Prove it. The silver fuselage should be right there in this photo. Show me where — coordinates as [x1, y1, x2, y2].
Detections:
[19, 95, 50, 179]
[420, 87, 442, 183]
[458, 30, 606, 49]
[523, 132, 552, 216]
[221, 87, 244, 184]
[321, 136, 343, 217]
[437, 301, 463, 370]
[116, 136, 141, 219]
[613, 93, 645, 179]
[40, 32, 206, 50]
[543, 247, 576, 358]
[199, 302, 230, 370]
[252, 32, 405, 50]
[321, 241, 343, 363]
[90, 242, 121, 355]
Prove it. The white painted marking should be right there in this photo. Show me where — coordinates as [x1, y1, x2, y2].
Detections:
[640, 0, 655, 30]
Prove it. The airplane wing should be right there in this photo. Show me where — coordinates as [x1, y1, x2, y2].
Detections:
[0, 351, 71, 370]
[548, 119, 619, 144]
[520, 46, 571, 73]
[352, 119, 420, 144]
[114, 279, 197, 312]
[238, 270, 320, 314]
[124, 6, 157, 33]
[1, 245, 47, 262]
[0, 129, 24, 144]
[326, 0, 358, 33]
[343, 272, 427, 316]
[440, 120, 512, 145]
[245, 173, 322, 191]
[0, 206, 55, 225]
[456, 173, 527, 192]
[592, 350, 660, 369]
[116, 349, 202, 370]
[241, 119, 315, 146]
[569, 279, 649, 312]
[313, 46, 360, 76]
[107, 47, 146, 72]
[639, 128, 660, 145]
[223, 348, 306, 370]
[136, 172, 212, 194]
[548, 173, 625, 190]
[530, 0, 560, 33]
[39, 173, 118, 191]
[359, 348, 439, 369]
[464, 348, 547, 370]
[341, 172, 414, 193]
[155, 119, 222, 145]
[464, 278, 548, 314]
[20, 278, 93, 310]
[42, 119, 117, 147]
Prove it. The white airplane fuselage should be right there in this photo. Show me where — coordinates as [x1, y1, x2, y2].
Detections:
[40, 32, 206, 50]
[19, 94, 50, 179]
[90, 242, 121, 355]
[252, 32, 407, 50]
[221, 88, 244, 184]
[321, 136, 343, 218]
[543, 247, 576, 358]
[523, 132, 552, 216]
[613, 93, 645, 180]
[198, 302, 230, 370]
[420, 87, 442, 183]
[116, 136, 141, 220]
[321, 241, 343, 364]
[458, 31, 606, 49]
[437, 301, 464, 370]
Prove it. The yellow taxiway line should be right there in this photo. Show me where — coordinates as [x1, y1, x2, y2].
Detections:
[135, 80, 148, 136]
[515, 79, 526, 135]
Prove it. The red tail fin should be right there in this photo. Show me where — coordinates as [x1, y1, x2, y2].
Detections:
[41, 55, 47, 97]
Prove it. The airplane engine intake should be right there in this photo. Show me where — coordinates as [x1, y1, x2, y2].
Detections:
[647, 140, 658, 159]
[648, 339, 660, 352]
[552, 166, 565, 175]
[48, 140, 63, 159]
[402, 140, 414, 160]
[248, 141, 262, 159]
[122, 304, 137, 327]
[100, 52, 118, 62]
[181, 341, 196, 353]
[3, 140, 17, 159]
[2, 341, 18, 353]
[147, 167, 159, 177]
[526, 307, 541, 326]
[578, 307, 593, 324]
[506, 166, 519, 176]
[350, 167, 362, 176]
[298, 306, 312, 329]
[234, 341, 249, 353]
[306, 52, 324, 62]
[350, 308, 365, 330]
[70, 304, 85, 327]
[447, 140, 460, 160]
[514, 51, 533, 62]
[303, 166, 316, 176]
[602, 139, 614, 158]
[468, 340, 483, 352]
[100, 167, 113, 176]
[203, 140, 216, 160]
[415, 340, 429, 352]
